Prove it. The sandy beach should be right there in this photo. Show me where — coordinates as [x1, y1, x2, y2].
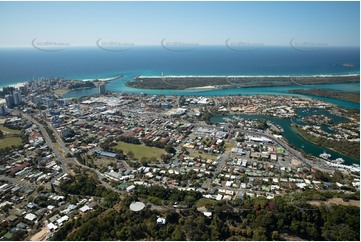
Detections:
[0, 82, 27, 91]
[138, 73, 360, 79]
[185, 85, 218, 90]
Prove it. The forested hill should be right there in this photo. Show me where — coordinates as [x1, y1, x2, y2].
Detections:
[52, 183, 360, 241]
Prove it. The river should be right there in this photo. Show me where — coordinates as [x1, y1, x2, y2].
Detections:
[63, 76, 360, 109]
[63, 78, 360, 165]
[210, 108, 358, 165]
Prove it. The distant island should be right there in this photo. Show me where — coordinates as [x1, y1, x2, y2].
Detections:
[289, 88, 360, 103]
[126, 74, 360, 90]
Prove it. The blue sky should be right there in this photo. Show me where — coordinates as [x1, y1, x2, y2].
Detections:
[0, 1, 359, 47]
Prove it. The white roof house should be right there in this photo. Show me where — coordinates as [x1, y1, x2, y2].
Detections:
[126, 185, 135, 192]
[203, 212, 212, 218]
[56, 215, 69, 226]
[156, 217, 166, 225]
[47, 222, 58, 231]
[24, 213, 37, 221]
[79, 205, 92, 213]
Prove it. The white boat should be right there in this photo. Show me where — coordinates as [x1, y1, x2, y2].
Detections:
[319, 152, 331, 159]
[331, 158, 345, 164]
[223, 117, 232, 122]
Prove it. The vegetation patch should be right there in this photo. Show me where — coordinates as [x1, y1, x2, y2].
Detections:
[196, 198, 219, 208]
[114, 141, 165, 161]
[0, 125, 21, 135]
[189, 151, 217, 160]
[224, 142, 234, 152]
[0, 137, 22, 149]
[293, 124, 360, 160]
[52, 188, 360, 241]
[289, 88, 360, 103]
[128, 75, 360, 90]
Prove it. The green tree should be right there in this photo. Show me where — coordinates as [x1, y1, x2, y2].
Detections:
[127, 151, 135, 159]
[171, 226, 185, 240]
[271, 231, 279, 240]
[165, 144, 176, 154]
[252, 227, 267, 240]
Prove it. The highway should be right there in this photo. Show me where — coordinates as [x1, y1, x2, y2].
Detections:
[19, 112, 69, 173]
[18, 111, 122, 194]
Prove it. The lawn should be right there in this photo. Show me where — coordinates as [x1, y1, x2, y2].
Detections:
[0, 125, 21, 135]
[114, 141, 165, 161]
[189, 151, 217, 161]
[224, 142, 235, 152]
[196, 198, 219, 208]
[0, 137, 22, 149]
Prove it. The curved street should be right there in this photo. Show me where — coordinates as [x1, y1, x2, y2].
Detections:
[18, 111, 122, 194]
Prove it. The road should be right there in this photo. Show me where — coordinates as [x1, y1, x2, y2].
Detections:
[0, 175, 36, 189]
[18, 112, 69, 174]
[241, 130, 334, 172]
[18, 111, 122, 194]
[15, 109, 333, 197]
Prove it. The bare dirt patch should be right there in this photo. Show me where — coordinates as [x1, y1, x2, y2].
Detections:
[30, 227, 48, 241]
[308, 197, 360, 207]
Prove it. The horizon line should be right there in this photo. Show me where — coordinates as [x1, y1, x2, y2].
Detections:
[0, 45, 360, 49]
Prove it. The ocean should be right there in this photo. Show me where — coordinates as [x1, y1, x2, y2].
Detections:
[0, 46, 359, 86]
[1, 46, 359, 106]
[0, 46, 359, 164]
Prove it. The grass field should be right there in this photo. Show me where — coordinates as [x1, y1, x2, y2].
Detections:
[0, 137, 22, 149]
[0, 125, 21, 135]
[114, 141, 165, 161]
[189, 151, 217, 161]
[196, 198, 219, 208]
[224, 142, 234, 152]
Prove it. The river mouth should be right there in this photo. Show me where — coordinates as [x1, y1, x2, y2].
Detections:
[63, 76, 360, 109]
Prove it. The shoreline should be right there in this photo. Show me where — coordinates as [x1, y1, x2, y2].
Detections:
[292, 124, 359, 161]
[0, 82, 27, 91]
[138, 73, 360, 78]
[1, 73, 359, 92]
[185, 85, 219, 90]
[0, 75, 123, 90]
[130, 74, 360, 90]
[63, 82, 360, 110]
[289, 89, 360, 104]
[79, 75, 123, 82]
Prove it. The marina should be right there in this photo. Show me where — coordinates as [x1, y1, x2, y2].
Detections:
[210, 107, 359, 166]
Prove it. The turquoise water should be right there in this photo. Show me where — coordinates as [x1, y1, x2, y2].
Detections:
[210, 109, 358, 165]
[0, 46, 359, 86]
[1, 47, 358, 163]
[64, 77, 360, 109]
[0, 46, 358, 109]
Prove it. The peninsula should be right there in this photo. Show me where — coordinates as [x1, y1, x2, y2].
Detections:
[126, 74, 360, 90]
[289, 88, 360, 103]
